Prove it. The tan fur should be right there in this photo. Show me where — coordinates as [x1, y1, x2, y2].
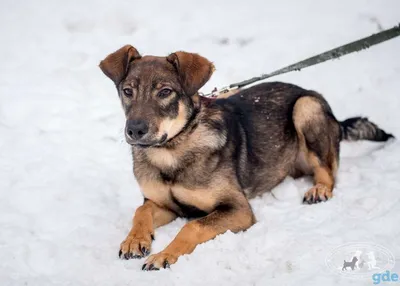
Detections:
[171, 184, 219, 213]
[138, 171, 241, 216]
[158, 102, 187, 140]
[145, 148, 180, 170]
[153, 206, 177, 228]
[216, 88, 241, 99]
[143, 196, 254, 270]
[310, 155, 334, 188]
[120, 200, 176, 258]
[304, 183, 333, 202]
[138, 179, 220, 215]
[293, 96, 323, 128]
[143, 221, 214, 268]
[331, 158, 339, 177]
[293, 96, 337, 203]
[138, 179, 173, 208]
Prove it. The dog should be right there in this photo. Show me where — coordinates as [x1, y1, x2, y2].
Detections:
[342, 257, 358, 271]
[99, 45, 393, 271]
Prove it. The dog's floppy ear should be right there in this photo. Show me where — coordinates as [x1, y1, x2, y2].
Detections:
[167, 51, 215, 96]
[99, 45, 141, 85]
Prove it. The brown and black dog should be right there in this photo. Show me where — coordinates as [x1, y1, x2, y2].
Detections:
[99, 45, 393, 271]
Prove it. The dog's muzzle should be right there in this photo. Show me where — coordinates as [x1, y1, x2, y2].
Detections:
[125, 120, 168, 147]
[126, 119, 149, 141]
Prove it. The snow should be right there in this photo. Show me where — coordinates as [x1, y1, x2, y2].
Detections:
[0, 0, 399, 285]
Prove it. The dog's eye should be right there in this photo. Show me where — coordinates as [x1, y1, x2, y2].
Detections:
[123, 88, 133, 97]
[158, 88, 172, 98]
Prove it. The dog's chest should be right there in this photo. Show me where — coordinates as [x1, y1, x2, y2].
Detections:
[144, 147, 181, 170]
[138, 177, 217, 218]
[136, 142, 219, 217]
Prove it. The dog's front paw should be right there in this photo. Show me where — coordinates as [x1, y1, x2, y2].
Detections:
[303, 183, 332, 204]
[141, 252, 178, 271]
[119, 232, 154, 260]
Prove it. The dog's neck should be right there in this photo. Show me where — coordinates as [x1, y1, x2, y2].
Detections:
[162, 103, 201, 149]
[153, 92, 218, 149]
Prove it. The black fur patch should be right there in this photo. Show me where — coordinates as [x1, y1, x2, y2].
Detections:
[171, 195, 209, 218]
[160, 171, 175, 183]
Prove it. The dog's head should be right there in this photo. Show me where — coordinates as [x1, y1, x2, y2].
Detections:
[99, 45, 215, 147]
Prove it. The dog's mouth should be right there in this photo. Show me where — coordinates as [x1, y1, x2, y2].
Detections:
[126, 133, 168, 148]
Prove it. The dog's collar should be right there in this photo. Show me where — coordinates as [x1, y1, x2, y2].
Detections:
[199, 95, 217, 107]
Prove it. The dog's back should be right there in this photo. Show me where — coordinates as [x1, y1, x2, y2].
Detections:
[212, 82, 328, 198]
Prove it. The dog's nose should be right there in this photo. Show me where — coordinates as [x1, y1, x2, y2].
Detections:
[126, 119, 149, 140]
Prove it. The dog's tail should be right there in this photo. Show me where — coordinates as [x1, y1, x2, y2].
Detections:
[340, 117, 394, 142]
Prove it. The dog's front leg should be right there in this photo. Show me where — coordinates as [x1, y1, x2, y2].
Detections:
[142, 195, 255, 270]
[119, 199, 177, 260]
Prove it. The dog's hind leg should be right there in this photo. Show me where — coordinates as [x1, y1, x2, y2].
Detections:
[293, 95, 341, 204]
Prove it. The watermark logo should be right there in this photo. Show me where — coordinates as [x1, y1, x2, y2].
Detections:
[325, 242, 395, 279]
[372, 271, 399, 284]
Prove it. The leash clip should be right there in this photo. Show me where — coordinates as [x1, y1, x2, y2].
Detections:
[200, 86, 239, 98]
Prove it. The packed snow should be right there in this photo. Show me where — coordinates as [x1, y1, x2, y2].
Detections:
[0, 0, 399, 285]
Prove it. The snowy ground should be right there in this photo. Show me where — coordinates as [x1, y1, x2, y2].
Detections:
[0, 0, 400, 285]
